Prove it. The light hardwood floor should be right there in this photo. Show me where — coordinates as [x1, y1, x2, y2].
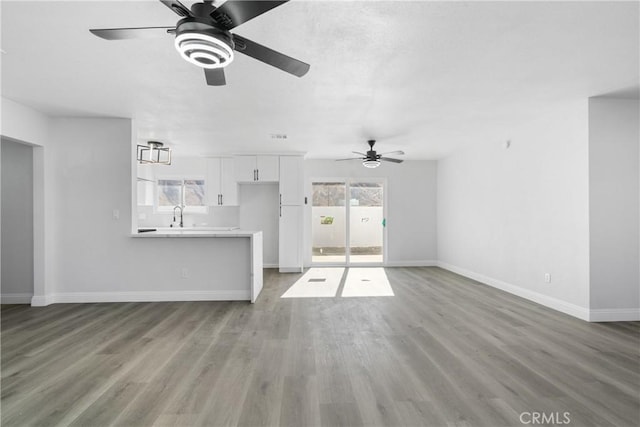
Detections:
[1, 267, 639, 426]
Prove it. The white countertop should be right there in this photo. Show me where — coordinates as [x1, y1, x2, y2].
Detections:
[132, 228, 261, 238]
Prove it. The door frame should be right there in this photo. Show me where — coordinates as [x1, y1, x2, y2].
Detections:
[308, 177, 387, 267]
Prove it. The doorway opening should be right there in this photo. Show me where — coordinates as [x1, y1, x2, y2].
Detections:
[311, 179, 385, 265]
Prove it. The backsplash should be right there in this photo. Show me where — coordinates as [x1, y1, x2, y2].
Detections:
[137, 205, 240, 228]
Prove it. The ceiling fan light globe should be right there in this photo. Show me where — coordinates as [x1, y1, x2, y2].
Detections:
[174, 31, 234, 69]
[362, 159, 381, 168]
[189, 51, 222, 67]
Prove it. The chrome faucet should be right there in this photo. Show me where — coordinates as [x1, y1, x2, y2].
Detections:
[172, 205, 184, 228]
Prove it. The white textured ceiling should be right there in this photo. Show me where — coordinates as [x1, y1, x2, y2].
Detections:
[1, 1, 638, 159]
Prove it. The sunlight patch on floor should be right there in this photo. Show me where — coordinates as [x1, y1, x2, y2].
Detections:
[342, 268, 395, 297]
[312, 255, 383, 263]
[280, 268, 345, 298]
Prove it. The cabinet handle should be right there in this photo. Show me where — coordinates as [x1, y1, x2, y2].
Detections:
[220, 194, 223, 205]
[217, 194, 221, 205]
[280, 194, 282, 204]
[257, 169, 259, 181]
[253, 169, 257, 181]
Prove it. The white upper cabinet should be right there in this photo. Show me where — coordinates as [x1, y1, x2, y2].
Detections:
[206, 157, 238, 206]
[279, 156, 304, 205]
[234, 155, 257, 182]
[256, 156, 279, 182]
[220, 157, 238, 206]
[206, 158, 222, 203]
[136, 179, 154, 206]
[235, 155, 279, 182]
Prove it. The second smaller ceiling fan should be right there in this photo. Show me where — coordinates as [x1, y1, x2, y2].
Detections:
[337, 140, 404, 168]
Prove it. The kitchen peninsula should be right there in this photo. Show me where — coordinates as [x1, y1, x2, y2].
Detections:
[132, 229, 263, 303]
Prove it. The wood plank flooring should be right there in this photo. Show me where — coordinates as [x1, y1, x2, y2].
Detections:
[1, 267, 639, 426]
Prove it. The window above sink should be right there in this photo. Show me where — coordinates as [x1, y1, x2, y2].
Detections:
[156, 176, 207, 214]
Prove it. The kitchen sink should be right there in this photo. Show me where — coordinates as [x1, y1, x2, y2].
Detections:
[156, 226, 240, 231]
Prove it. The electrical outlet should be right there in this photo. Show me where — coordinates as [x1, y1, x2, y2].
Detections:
[181, 268, 189, 279]
[112, 209, 120, 220]
[544, 273, 551, 283]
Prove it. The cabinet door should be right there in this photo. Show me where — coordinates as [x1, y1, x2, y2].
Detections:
[206, 158, 222, 205]
[279, 205, 302, 272]
[235, 156, 257, 182]
[279, 156, 303, 205]
[256, 155, 279, 182]
[137, 179, 154, 206]
[220, 157, 238, 206]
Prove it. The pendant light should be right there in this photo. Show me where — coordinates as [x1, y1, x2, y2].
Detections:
[137, 141, 172, 165]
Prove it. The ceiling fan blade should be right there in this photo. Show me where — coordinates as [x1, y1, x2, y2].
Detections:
[204, 68, 226, 86]
[379, 157, 404, 163]
[378, 150, 405, 156]
[89, 27, 175, 40]
[211, 1, 288, 30]
[336, 158, 363, 161]
[352, 151, 367, 156]
[158, 0, 193, 17]
[232, 34, 310, 77]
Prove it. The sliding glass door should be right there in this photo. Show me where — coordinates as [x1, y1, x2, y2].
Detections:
[311, 182, 347, 264]
[348, 182, 384, 263]
[311, 179, 385, 265]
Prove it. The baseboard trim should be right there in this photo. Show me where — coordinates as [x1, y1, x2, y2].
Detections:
[437, 261, 591, 321]
[279, 267, 303, 273]
[385, 260, 438, 267]
[31, 294, 55, 307]
[263, 263, 279, 269]
[32, 290, 250, 305]
[589, 308, 640, 322]
[1, 293, 33, 304]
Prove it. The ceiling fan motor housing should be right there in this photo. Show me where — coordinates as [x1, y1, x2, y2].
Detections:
[174, 17, 235, 69]
[366, 140, 379, 159]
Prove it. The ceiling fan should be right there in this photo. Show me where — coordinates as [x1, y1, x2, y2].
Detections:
[89, 0, 310, 86]
[337, 140, 405, 168]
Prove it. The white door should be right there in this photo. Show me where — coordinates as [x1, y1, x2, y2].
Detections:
[234, 156, 257, 182]
[206, 158, 222, 205]
[220, 157, 238, 205]
[279, 205, 302, 272]
[279, 156, 303, 205]
[256, 155, 280, 182]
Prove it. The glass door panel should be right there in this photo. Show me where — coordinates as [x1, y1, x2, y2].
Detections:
[349, 182, 384, 263]
[312, 182, 346, 263]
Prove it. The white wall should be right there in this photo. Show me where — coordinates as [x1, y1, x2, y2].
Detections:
[32, 117, 253, 302]
[588, 97, 639, 316]
[437, 100, 591, 319]
[238, 183, 279, 267]
[0, 97, 49, 147]
[1, 138, 34, 303]
[304, 160, 438, 266]
[1, 96, 50, 303]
